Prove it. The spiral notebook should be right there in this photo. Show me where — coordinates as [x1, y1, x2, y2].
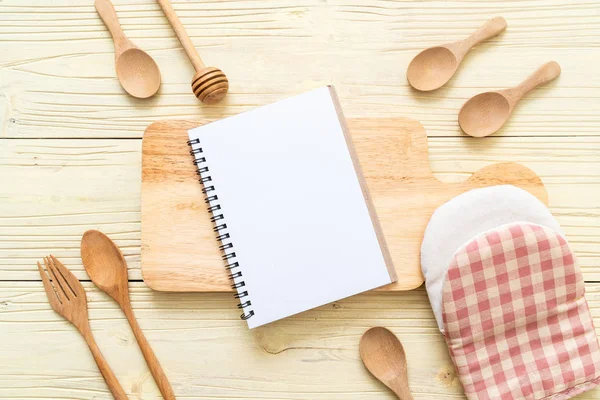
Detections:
[187, 86, 396, 328]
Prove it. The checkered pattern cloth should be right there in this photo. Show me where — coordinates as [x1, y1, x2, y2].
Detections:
[442, 222, 600, 399]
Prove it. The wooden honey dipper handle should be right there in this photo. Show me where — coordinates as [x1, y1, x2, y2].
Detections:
[156, 0, 228, 103]
[156, 0, 204, 71]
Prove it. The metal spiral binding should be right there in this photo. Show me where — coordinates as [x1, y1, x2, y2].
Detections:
[187, 138, 255, 321]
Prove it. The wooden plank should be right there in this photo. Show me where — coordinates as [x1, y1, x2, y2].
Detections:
[1, 136, 599, 282]
[1, 0, 599, 139]
[0, 282, 599, 399]
[0, 139, 142, 279]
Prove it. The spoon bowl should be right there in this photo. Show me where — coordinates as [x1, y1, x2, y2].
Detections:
[116, 48, 161, 99]
[359, 327, 413, 399]
[95, 0, 161, 99]
[81, 229, 128, 299]
[458, 92, 510, 137]
[407, 47, 458, 91]
[459, 61, 561, 137]
[406, 17, 507, 91]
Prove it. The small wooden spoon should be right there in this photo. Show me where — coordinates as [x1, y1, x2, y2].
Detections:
[81, 230, 175, 400]
[359, 327, 413, 400]
[459, 61, 561, 137]
[95, 0, 161, 98]
[407, 17, 507, 91]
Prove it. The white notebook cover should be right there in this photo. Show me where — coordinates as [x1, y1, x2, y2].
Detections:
[188, 86, 396, 328]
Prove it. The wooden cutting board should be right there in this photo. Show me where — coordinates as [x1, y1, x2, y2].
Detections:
[141, 118, 547, 292]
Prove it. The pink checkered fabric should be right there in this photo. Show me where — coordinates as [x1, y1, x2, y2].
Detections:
[442, 222, 600, 399]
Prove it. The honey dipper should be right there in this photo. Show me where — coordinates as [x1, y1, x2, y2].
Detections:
[157, 0, 228, 104]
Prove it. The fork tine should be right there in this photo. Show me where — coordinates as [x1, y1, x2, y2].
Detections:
[49, 255, 82, 297]
[38, 261, 62, 308]
[44, 256, 69, 302]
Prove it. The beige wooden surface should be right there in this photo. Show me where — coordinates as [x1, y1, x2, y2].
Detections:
[0, 0, 599, 398]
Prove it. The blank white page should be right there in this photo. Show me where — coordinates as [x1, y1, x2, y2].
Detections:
[188, 86, 396, 328]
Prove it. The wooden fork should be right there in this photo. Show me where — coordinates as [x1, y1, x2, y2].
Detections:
[38, 255, 128, 400]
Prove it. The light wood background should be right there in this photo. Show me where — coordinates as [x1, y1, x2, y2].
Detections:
[1, 0, 599, 398]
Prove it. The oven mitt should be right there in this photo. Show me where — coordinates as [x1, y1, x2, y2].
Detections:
[422, 185, 563, 332]
[443, 222, 600, 399]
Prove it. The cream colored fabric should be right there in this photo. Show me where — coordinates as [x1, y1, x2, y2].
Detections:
[421, 185, 562, 332]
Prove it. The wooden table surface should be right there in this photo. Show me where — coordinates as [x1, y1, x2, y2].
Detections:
[1, 0, 599, 398]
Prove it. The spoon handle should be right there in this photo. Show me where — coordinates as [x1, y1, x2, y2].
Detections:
[156, 0, 206, 72]
[506, 61, 562, 103]
[456, 17, 507, 57]
[391, 379, 414, 400]
[122, 302, 176, 400]
[95, 0, 132, 56]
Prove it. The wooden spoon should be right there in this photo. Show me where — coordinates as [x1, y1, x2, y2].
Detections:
[81, 230, 175, 400]
[95, 0, 160, 99]
[359, 327, 413, 400]
[156, 0, 229, 104]
[407, 17, 507, 91]
[459, 61, 561, 137]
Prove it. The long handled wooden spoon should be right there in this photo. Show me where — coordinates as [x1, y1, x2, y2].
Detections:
[81, 230, 176, 400]
[359, 327, 413, 400]
[95, 0, 161, 98]
[407, 17, 507, 91]
[156, 0, 228, 104]
[458, 61, 561, 137]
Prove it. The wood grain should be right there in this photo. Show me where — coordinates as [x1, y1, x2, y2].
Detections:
[141, 118, 546, 292]
[2, 136, 599, 282]
[1, 0, 599, 138]
[0, 282, 599, 399]
[1, 1, 600, 398]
